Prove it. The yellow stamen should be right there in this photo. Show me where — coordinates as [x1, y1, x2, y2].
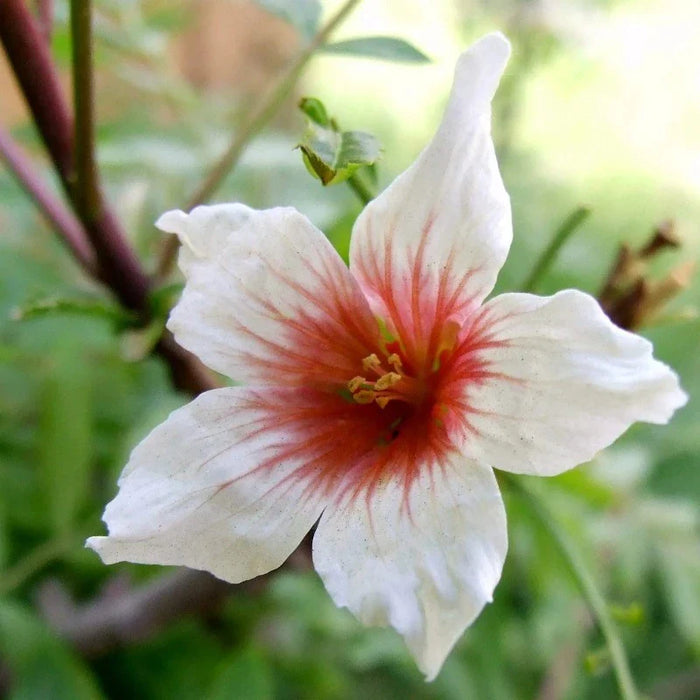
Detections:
[376, 396, 393, 409]
[374, 372, 401, 391]
[347, 376, 367, 393]
[362, 353, 382, 374]
[387, 353, 402, 371]
[353, 389, 376, 404]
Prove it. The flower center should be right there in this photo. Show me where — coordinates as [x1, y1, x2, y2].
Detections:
[347, 352, 423, 409]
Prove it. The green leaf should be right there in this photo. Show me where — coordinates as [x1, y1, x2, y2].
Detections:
[321, 36, 430, 63]
[297, 97, 381, 186]
[657, 542, 700, 653]
[0, 601, 105, 700]
[252, 0, 321, 40]
[298, 97, 331, 127]
[209, 647, 274, 700]
[11, 295, 137, 329]
[37, 348, 92, 535]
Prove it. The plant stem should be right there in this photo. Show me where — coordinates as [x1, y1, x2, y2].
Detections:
[188, 0, 363, 208]
[0, 531, 78, 597]
[0, 128, 97, 275]
[0, 0, 214, 396]
[506, 475, 639, 700]
[522, 206, 591, 292]
[156, 0, 364, 280]
[0, 0, 150, 311]
[36, 0, 54, 44]
[70, 0, 100, 222]
[0, 0, 74, 179]
[347, 172, 374, 205]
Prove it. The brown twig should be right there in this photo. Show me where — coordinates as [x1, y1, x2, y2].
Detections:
[37, 538, 313, 656]
[0, 0, 74, 178]
[0, 127, 98, 276]
[0, 0, 214, 397]
[0, 0, 149, 312]
[1, 0, 312, 663]
[35, 0, 54, 44]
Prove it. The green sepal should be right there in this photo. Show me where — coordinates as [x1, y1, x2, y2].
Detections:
[297, 97, 381, 186]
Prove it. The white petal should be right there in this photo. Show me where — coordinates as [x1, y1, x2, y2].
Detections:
[460, 290, 688, 476]
[87, 387, 326, 583]
[349, 33, 512, 343]
[313, 455, 507, 680]
[159, 204, 379, 385]
[156, 203, 253, 273]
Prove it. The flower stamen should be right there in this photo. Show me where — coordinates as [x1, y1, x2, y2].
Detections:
[362, 353, 384, 376]
[347, 355, 410, 409]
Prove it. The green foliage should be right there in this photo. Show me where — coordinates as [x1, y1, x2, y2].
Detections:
[0, 1, 698, 699]
[0, 601, 104, 700]
[321, 36, 431, 63]
[252, 0, 322, 40]
[297, 97, 381, 185]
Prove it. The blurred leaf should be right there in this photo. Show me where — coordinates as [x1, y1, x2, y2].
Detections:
[297, 97, 380, 186]
[657, 544, 700, 653]
[148, 284, 184, 322]
[0, 601, 105, 700]
[585, 647, 611, 676]
[37, 350, 92, 534]
[11, 295, 137, 329]
[0, 500, 8, 569]
[321, 36, 430, 63]
[209, 647, 274, 700]
[609, 602, 644, 626]
[298, 97, 331, 127]
[252, 0, 321, 40]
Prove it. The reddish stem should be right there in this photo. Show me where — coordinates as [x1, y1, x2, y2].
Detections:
[0, 0, 73, 179]
[0, 0, 213, 395]
[0, 0, 149, 312]
[0, 128, 97, 276]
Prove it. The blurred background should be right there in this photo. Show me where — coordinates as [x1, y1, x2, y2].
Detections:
[0, 0, 698, 698]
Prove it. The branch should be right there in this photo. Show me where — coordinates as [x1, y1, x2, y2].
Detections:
[0, 0, 73, 178]
[0, 1, 142, 309]
[0, 0, 150, 311]
[38, 540, 312, 657]
[0, 128, 97, 276]
[0, 0, 215, 397]
[35, 0, 54, 44]
[70, 0, 100, 222]
[155, 0, 364, 280]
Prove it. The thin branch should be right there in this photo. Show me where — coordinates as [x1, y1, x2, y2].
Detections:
[35, 0, 54, 44]
[155, 332, 219, 395]
[0, 0, 214, 396]
[0, 0, 74, 178]
[506, 476, 640, 700]
[70, 0, 100, 222]
[0, 0, 150, 312]
[522, 206, 591, 293]
[39, 539, 312, 657]
[155, 0, 364, 280]
[0, 128, 97, 276]
[0, 530, 79, 597]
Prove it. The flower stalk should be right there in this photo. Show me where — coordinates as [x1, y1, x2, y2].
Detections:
[523, 205, 591, 292]
[506, 475, 640, 700]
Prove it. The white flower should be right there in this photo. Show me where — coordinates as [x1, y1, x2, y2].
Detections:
[87, 33, 686, 679]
